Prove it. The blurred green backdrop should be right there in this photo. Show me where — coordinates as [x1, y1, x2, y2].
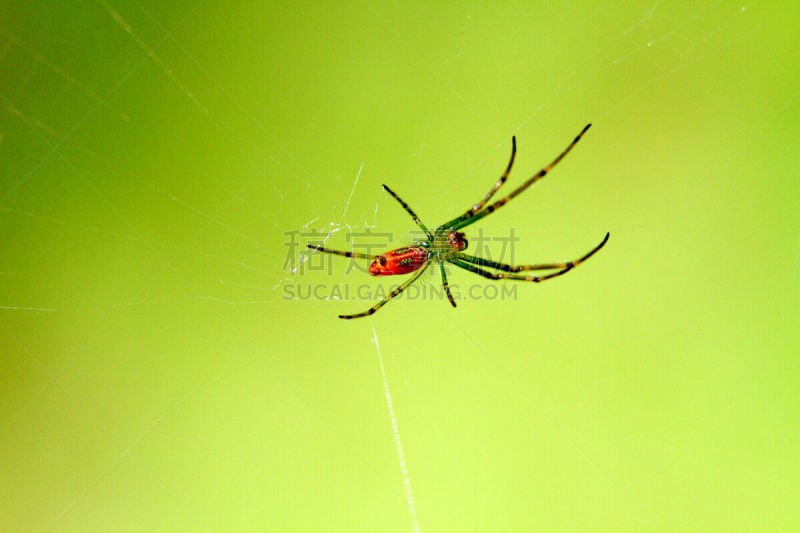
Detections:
[1, 1, 798, 531]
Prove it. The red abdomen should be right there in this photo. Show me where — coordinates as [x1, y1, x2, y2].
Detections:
[369, 247, 428, 276]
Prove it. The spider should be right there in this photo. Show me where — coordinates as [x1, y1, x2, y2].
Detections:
[308, 124, 609, 319]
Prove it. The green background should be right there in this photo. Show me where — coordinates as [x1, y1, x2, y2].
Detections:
[2, 1, 798, 530]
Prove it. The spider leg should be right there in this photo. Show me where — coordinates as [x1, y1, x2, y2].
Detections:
[450, 257, 571, 283]
[450, 124, 591, 231]
[448, 232, 609, 282]
[456, 232, 609, 272]
[339, 264, 430, 319]
[382, 184, 433, 240]
[444, 136, 517, 227]
[438, 258, 457, 307]
[307, 244, 377, 260]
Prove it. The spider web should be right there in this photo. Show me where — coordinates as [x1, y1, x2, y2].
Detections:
[2, 1, 798, 531]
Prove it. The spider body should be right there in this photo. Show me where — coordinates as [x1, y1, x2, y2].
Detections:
[308, 124, 609, 319]
[370, 246, 428, 275]
[445, 230, 468, 253]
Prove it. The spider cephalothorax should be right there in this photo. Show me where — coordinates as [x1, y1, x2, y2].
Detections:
[446, 230, 468, 253]
[308, 124, 609, 319]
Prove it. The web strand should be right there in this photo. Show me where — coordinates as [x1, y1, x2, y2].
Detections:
[371, 324, 421, 533]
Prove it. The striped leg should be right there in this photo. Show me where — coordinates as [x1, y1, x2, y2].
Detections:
[438, 259, 457, 307]
[449, 232, 609, 281]
[339, 265, 429, 319]
[441, 136, 517, 229]
[456, 232, 609, 272]
[382, 184, 432, 239]
[451, 124, 591, 231]
[306, 244, 376, 260]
